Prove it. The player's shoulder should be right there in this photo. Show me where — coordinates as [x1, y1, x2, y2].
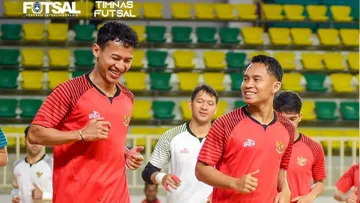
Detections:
[215, 107, 246, 125]
[160, 123, 187, 140]
[12, 158, 25, 171]
[118, 82, 134, 104]
[56, 74, 91, 92]
[275, 111, 295, 131]
[300, 134, 323, 151]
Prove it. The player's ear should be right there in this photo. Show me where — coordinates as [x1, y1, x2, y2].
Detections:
[272, 81, 281, 93]
[299, 112, 303, 122]
[188, 101, 192, 111]
[92, 43, 100, 58]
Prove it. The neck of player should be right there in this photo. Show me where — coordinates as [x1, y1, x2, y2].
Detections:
[189, 119, 211, 138]
[90, 68, 117, 97]
[247, 101, 275, 125]
[27, 152, 44, 165]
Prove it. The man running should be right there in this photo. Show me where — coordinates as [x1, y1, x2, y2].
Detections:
[334, 163, 359, 203]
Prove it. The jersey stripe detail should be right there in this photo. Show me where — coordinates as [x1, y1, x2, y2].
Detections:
[118, 83, 134, 104]
[0, 127, 8, 149]
[276, 112, 295, 170]
[301, 134, 326, 181]
[336, 163, 359, 193]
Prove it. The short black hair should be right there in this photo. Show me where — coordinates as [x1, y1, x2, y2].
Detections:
[251, 55, 283, 82]
[273, 91, 302, 114]
[24, 125, 30, 138]
[191, 84, 219, 103]
[144, 182, 158, 190]
[97, 21, 139, 49]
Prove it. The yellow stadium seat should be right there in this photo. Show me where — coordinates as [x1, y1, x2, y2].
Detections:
[290, 28, 312, 45]
[156, 127, 171, 135]
[263, 4, 284, 20]
[131, 50, 145, 68]
[330, 5, 353, 22]
[330, 73, 355, 93]
[306, 5, 329, 21]
[47, 23, 68, 42]
[4, 1, 23, 17]
[131, 127, 156, 147]
[21, 70, 44, 90]
[213, 101, 227, 120]
[347, 53, 359, 71]
[340, 29, 359, 46]
[298, 128, 319, 139]
[274, 52, 296, 71]
[301, 53, 324, 71]
[1, 125, 24, 147]
[320, 129, 343, 149]
[48, 49, 71, 68]
[132, 100, 152, 120]
[215, 4, 236, 20]
[203, 51, 226, 69]
[130, 25, 145, 43]
[237, 4, 258, 20]
[173, 50, 195, 69]
[203, 73, 225, 92]
[318, 28, 340, 46]
[21, 49, 44, 67]
[248, 51, 270, 60]
[124, 72, 147, 91]
[178, 73, 200, 91]
[323, 53, 345, 71]
[242, 27, 264, 45]
[282, 73, 304, 92]
[180, 101, 192, 120]
[142, 2, 163, 19]
[269, 28, 291, 45]
[284, 5, 305, 21]
[48, 71, 69, 90]
[195, 3, 215, 19]
[75, 1, 94, 18]
[301, 101, 316, 121]
[123, 2, 140, 18]
[344, 129, 359, 148]
[23, 23, 44, 41]
[171, 3, 192, 19]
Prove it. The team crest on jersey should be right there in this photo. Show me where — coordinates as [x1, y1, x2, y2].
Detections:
[36, 171, 43, 178]
[276, 141, 285, 154]
[123, 115, 131, 126]
[297, 156, 307, 166]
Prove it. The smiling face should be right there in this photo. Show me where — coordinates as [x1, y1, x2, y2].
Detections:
[190, 90, 217, 124]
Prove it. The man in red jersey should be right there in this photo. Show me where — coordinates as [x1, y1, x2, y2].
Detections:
[195, 55, 295, 203]
[28, 21, 144, 203]
[273, 91, 326, 203]
[334, 163, 359, 203]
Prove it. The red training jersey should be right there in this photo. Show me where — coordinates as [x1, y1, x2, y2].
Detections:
[287, 134, 326, 202]
[198, 107, 295, 203]
[336, 163, 359, 198]
[32, 73, 134, 203]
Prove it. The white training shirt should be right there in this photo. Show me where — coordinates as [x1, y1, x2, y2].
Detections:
[11, 154, 53, 203]
[149, 123, 212, 203]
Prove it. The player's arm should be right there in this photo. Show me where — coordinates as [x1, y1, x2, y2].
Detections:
[333, 164, 357, 202]
[11, 161, 21, 203]
[28, 125, 81, 146]
[306, 180, 325, 200]
[306, 143, 326, 200]
[0, 127, 8, 166]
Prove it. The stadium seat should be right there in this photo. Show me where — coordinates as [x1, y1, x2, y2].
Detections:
[172, 27, 193, 43]
[242, 27, 264, 45]
[213, 101, 227, 120]
[48, 49, 71, 68]
[282, 73, 304, 92]
[132, 100, 152, 120]
[130, 127, 155, 147]
[284, 5, 305, 21]
[290, 28, 312, 45]
[339, 29, 359, 46]
[323, 53, 345, 71]
[173, 50, 195, 69]
[304, 73, 327, 92]
[20, 99, 42, 118]
[340, 101, 359, 121]
[1, 24, 22, 40]
[215, 4, 236, 20]
[123, 2, 140, 18]
[196, 27, 217, 43]
[263, 4, 284, 20]
[315, 101, 338, 120]
[194, 3, 215, 19]
[344, 129, 359, 148]
[3, 1, 22, 17]
[330, 5, 353, 22]
[269, 28, 291, 45]
[180, 101, 192, 120]
[0, 70, 19, 89]
[178, 73, 200, 91]
[301, 53, 324, 71]
[21, 49, 44, 67]
[203, 73, 226, 92]
[248, 51, 270, 60]
[142, 2, 163, 19]
[132, 50, 145, 68]
[74, 50, 94, 67]
[0, 99, 17, 118]
[146, 26, 166, 43]
[72, 70, 88, 78]
[47, 23, 68, 42]
[219, 27, 240, 44]
[298, 128, 319, 137]
[171, 3, 192, 19]
[306, 5, 329, 21]
[301, 101, 316, 121]
[203, 51, 226, 69]
[226, 52, 247, 69]
[274, 52, 296, 71]
[48, 71, 69, 90]
[75, 1, 94, 18]
[21, 70, 44, 90]
[131, 25, 145, 42]
[330, 73, 355, 93]
[318, 29, 340, 46]
[237, 4, 258, 20]
[0, 49, 19, 66]
[234, 100, 246, 109]
[149, 72, 172, 91]
[0, 126, 19, 147]
[146, 50, 168, 68]
[229, 73, 243, 91]
[23, 23, 44, 41]
[152, 100, 176, 119]
[124, 72, 147, 91]
[74, 24, 95, 41]
[320, 129, 343, 149]
[156, 127, 171, 135]
[346, 53, 359, 71]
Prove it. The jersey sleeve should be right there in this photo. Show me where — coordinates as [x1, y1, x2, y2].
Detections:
[280, 121, 295, 170]
[335, 164, 358, 193]
[0, 127, 8, 149]
[312, 142, 326, 181]
[149, 133, 172, 169]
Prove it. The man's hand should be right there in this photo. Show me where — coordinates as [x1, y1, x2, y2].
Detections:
[231, 170, 259, 194]
[291, 194, 314, 203]
[274, 189, 291, 203]
[32, 184, 43, 200]
[81, 117, 111, 141]
[161, 174, 181, 192]
[125, 146, 144, 170]
[346, 193, 358, 203]
[12, 195, 20, 203]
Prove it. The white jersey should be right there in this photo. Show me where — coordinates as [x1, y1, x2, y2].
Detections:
[149, 123, 212, 203]
[11, 154, 53, 203]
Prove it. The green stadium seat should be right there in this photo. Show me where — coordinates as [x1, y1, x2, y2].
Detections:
[340, 101, 359, 121]
[1, 24, 22, 40]
[234, 100, 246, 109]
[219, 27, 240, 44]
[72, 70, 88, 78]
[0, 70, 19, 89]
[152, 100, 176, 119]
[315, 101, 338, 120]
[171, 26, 192, 43]
[0, 99, 17, 118]
[20, 99, 42, 118]
[146, 50, 168, 68]
[0, 49, 19, 66]
[196, 27, 217, 43]
[304, 73, 328, 92]
[226, 52, 247, 69]
[149, 72, 172, 91]
[229, 73, 243, 91]
[146, 26, 166, 43]
[74, 24, 95, 41]
[74, 50, 94, 67]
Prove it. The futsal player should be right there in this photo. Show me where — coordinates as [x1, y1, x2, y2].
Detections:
[273, 91, 326, 203]
[334, 163, 359, 203]
[196, 55, 295, 203]
[142, 85, 218, 203]
[28, 21, 144, 203]
[0, 126, 8, 167]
